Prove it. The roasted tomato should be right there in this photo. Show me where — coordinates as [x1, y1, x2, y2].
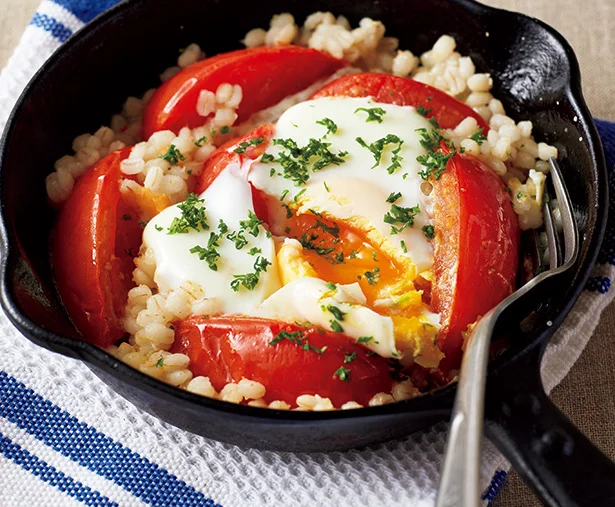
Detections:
[171, 316, 394, 407]
[195, 124, 275, 194]
[142, 46, 347, 140]
[312, 72, 489, 131]
[313, 73, 518, 362]
[431, 152, 519, 358]
[52, 149, 146, 347]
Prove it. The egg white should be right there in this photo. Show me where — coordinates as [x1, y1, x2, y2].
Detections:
[143, 163, 281, 315]
[248, 96, 436, 271]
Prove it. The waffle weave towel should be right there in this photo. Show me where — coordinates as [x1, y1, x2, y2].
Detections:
[1, 1, 614, 506]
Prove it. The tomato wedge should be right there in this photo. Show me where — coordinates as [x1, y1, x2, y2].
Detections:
[142, 46, 347, 140]
[171, 316, 394, 407]
[312, 73, 516, 362]
[195, 124, 275, 194]
[431, 153, 519, 358]
[312, 72, 488, 131]
[53, 149, 142, 347]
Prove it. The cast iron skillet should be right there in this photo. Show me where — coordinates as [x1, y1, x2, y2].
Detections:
[0, 0, 613, 504]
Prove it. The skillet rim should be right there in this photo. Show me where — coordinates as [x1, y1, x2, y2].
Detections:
[0, 0, 607, 423]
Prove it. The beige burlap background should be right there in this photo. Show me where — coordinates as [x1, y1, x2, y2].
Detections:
[1, 1, 613, 505]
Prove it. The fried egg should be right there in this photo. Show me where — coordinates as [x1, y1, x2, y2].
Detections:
[143, 163, 281, 315]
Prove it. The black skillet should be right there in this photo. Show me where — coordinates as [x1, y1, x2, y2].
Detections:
[0, 0, 613, 504]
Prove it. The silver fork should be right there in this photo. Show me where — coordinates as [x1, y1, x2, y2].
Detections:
[435, 158, 580, 507]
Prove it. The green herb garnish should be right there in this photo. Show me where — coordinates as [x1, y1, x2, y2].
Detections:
[316, 117, 338, 136]
[160, 144, 186, 165]
[333, 366, 351, 381]
[422, 225, 435, 239]
[384, 204, 420, 234]
[234, 137, 264, 155]
[167, 193, 208, 234]
[355, 107, 386, 123]
[364, 267, 380, 286]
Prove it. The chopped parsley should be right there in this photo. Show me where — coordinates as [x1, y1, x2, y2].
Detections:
[417, 105, 432, 117]
[333, 252, 345, 264]
[422, 224, 435, 239]
[155, 358, 164, 367]
[218, 219, 229, 234]
[154, 224, 163, 232]
[230, 256, 271, 292]
[323, 181, 330, 192]
[326, 305, 346, 321]
[261, 153, 275, 163]
[263, 135, 348, 186]
[190, 232, 221, 271]
[220, 126, 232, 134]
[469, 128, 487, 145]
[167, 193, 208, 234]
[326, 281, 337, 291]
[344, 352, 357, 363]
[364, 267, 380, 286]
[316, 117, 338, 136]
[195, 136, 208, 147]
[384, 204, 420, 234]
[356, 134, 404, 174]
[294, 188, 307, 202]
[312, 219, 340, 238]
[356, 336, 374, 343]
[386, 191, 402, 203]
[248, 247, 262, 256]
[299, 233, 335, 256]
[333, 366, 351, 381]
[329, 319, 344, 333]
[516, 192, 524, 199]
[160, 144, 185, 165]
[415, 124, 456, 180]
[233, 137, 264, 154]
[354, 107, 386, 123]
[400, 240, 407, 253]
[226, 229, 248, 250]
[269, 330, 327, 354]
[417, 150, 455, 180]
[239, 210, 263, 237]
[280, 189, 289, 201]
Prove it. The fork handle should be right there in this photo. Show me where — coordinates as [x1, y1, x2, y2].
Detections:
[436, 308, 498, 507]
[485, 346, 615, 506]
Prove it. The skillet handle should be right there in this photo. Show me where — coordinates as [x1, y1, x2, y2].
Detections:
[484, 353, 615, 507]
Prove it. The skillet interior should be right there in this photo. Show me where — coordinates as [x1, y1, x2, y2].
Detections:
[0, 0, 606, 451]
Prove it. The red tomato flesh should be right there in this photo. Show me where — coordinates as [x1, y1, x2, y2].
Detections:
[142, 46, 346, 140]
[171, 317, 394, 407]
[431, 152, 520, 360]
[52, 149, 141, 347]
[312, 72, 489, 131]
[195, 124, 275, 194]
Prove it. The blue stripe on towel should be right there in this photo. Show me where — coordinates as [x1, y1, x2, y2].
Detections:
[51, 0, 122, 24]
[30, 13, 73, 43]
[482, 469, 507, 505]
[0, 431, 118, 507]
[0, 371, 221, 507]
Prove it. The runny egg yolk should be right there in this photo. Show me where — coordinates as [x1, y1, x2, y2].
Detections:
[281, 213, 411, 308]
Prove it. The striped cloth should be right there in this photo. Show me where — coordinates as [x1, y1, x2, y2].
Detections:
[0, 1, 614, 506]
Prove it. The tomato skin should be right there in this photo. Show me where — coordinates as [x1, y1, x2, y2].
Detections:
[431, 153, 520, 359]
[195, 124, 275, 194]
[312, 72, 489, 131]
[142, 46, 346, 140]
[171, 317, 394, 407]
[52, 148, 141, 348]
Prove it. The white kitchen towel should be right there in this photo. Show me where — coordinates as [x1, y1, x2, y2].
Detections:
[1, 1, 614, 506]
